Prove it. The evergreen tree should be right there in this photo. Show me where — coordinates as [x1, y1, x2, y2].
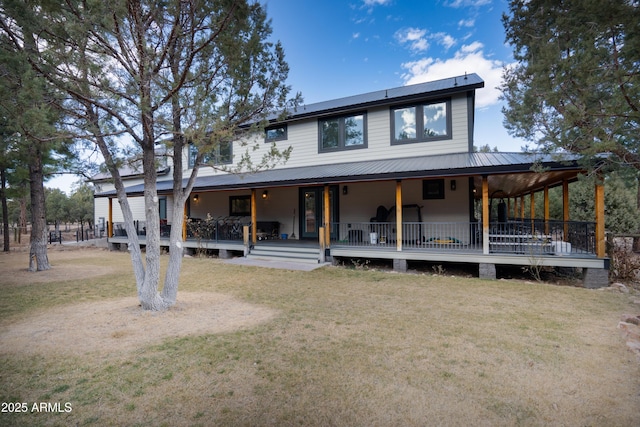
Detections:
[502, 0, 640, 246]
[2, 0, 297, 309]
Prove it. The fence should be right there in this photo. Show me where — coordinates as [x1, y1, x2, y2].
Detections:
[330, 220, 596, 256]
[0, 225, 96, 244]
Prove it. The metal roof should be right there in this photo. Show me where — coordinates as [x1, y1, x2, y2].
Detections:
[96, 152, 583, 198]
[271, 73, 484, 122]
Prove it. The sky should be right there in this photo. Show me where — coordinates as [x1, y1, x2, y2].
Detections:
[263, 0, 522, 148]
[47, 0, 524, 193]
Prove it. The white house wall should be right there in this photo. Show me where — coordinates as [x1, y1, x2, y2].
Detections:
[191, 93, 469, 178]
[94, 195, 172, 226]
[186, 178, 469, 241]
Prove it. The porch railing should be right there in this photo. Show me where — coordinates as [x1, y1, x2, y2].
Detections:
[110, 217, 250, 242]
[187, 216, 249, 242]
[489, 219, 595, 255]
[330, 220, 596, 256]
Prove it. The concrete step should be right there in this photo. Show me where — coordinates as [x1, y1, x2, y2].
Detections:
[247, 244, 320, 264]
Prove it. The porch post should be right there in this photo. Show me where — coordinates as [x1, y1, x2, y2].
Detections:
[544, 186, 550, 235]
[595, 179, 605, 258]
[396, 180, 403, 252]
[243, 225, 250, 256]
[563, 179, 570, 238]
[108, 198, 113, 238]
[319, 227, 326, 263]
[323, 184, 330, 248]
[529, 191, 535, 218]
[520, 195, 525, 220]
[482, 176, 489, 254]
[530, 191, 535, 231]
[251, 189, 257, 245]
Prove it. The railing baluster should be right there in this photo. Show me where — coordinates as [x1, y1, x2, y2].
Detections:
[329, 220, 597, 256]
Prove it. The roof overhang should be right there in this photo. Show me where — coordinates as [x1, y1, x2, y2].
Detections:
[266, 74, 484, 124]
[95, 152, 585, 199]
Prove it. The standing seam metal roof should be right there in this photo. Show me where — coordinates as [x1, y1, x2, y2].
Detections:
[96, 152, 581, 197]
[271, 73, 484, 121]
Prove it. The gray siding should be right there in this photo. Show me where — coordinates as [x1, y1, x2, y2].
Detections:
[193, 93, 470, 178]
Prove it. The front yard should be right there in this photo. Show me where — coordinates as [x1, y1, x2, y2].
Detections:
[0, 247, 638, 426]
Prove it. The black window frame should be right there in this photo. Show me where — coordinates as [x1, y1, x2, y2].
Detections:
[265, 124, 288, 143]
[188, 141, 233, 168]
[318, 112, 368, 153]
[391, 99, 452, 145]
[229, 195, 251, 216]
[422, 179, 445, 200]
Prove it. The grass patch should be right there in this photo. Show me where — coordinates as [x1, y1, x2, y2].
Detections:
[0, 248, 638, 426]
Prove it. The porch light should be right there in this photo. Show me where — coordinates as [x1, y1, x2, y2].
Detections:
[450, 180, 456, 191]
[343, 185, 348, 195]
[193, 194, 199, 202]
[262, 190, 269, 199]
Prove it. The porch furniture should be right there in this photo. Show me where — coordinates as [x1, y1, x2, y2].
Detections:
[489, 233, 553, 255]
[114, 224, 127, 237]
[256, 221, 280, 240]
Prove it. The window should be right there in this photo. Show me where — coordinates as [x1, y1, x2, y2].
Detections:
[229, 196, 251, 216]
[423, 179, 445, 200]
[189, 142, 233, 168]
[318, 113, 367, 152]
[391, 100, 451, 144]
[265, 124, 287, 142]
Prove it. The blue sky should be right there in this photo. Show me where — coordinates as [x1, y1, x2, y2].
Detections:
[264, 0, 523, 151]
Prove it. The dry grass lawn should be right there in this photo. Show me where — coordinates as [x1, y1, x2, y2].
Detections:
[0, 246, 639, 426]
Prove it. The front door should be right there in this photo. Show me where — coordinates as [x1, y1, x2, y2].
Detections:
[299, 186, 339, 240]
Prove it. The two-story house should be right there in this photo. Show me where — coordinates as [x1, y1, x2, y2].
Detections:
[94, 73, 609, 287]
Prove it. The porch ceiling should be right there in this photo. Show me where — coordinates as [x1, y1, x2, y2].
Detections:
[95, 152, 584, 198]
[473, 169, 581, 199]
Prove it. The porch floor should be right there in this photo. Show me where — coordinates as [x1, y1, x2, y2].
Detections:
[108, 235, 604, 270]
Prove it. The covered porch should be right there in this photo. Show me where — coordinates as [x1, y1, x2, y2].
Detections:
[103, 152, 609, 287]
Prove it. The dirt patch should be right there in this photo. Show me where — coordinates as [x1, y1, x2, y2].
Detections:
[0, 248, 277, 357]
[0, 292, 277, 357]
[0, 246, 114, 286]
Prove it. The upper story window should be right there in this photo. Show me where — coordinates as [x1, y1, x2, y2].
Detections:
[318, 113, 367, 152]
[391, 100, 451, 144]
[265, 124, 287, 143]
[188, 141, 233, 168]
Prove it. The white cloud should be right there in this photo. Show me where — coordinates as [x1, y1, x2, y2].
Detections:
[461, 41, 483, 53]
[458, 18, 475, 28]
[400, 42, 512, 108]
[432, 32, 456, 50]
[446, 0, 492, 7]
[396, 28, 458, 53]
[395, 27, 429, 52]
[363, 0, 392, 5]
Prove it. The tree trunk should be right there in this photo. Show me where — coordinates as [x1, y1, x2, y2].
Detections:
[161, 195, 185, 306]
[19, 197, 27, 236]
[138, 144, 166, 311]
[28, 144, 50, 271]
[634, 174, 640, 252]
[1, 168, 9, 252]
[161, 42, 189, 307]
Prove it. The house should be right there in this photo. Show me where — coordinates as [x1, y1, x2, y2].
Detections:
[93, 73, 609, 287]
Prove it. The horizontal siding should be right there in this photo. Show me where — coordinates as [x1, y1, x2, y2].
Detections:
[94, 196, 147, 224]
[188, 93, 471, 177]
[94, 198, 109, 226]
